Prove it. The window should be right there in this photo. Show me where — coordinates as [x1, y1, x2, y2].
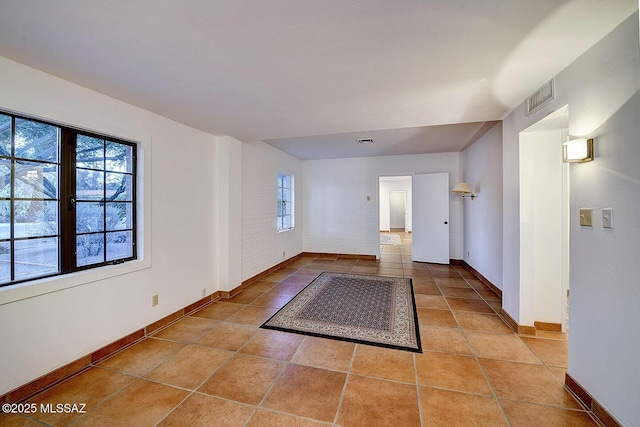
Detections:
[277, 172, 294, 231]
[0, 111, 137, 287]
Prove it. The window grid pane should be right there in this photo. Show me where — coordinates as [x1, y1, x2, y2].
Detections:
[277, 173, 294, 231]
[0, 110, 137, 287]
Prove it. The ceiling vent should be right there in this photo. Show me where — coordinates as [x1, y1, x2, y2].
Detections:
[526, 79, 555, 115]
[356, 138, 374, 144]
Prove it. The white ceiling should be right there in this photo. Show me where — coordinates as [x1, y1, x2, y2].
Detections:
[0, 0, 636, 159]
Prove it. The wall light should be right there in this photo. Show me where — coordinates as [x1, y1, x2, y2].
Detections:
[563, 138, 594, 163]
[452, 182, 476, 200]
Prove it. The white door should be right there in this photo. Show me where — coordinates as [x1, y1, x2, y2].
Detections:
[412, 173, 449, 263]
[389, 191, 406, 230]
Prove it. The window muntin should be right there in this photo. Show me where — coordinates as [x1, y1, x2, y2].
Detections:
[0, 111, 137, 287]
[277, 172, 294, 231]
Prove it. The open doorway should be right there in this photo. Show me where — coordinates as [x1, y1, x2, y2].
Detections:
[519, 105, 570, 333]
[378, 176, 412, 254]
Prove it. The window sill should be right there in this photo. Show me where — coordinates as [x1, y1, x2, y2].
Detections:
[277, 227, 295, 233]
[0, 257, 151, 306]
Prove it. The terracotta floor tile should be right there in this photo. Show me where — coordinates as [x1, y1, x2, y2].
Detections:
[521, 337, 569, 367]
[152, 316, 219, 343]
[97, 338, 184, 376]
[26, 367, 135, 426]
[198, 354, 283, 405]
[419, 387, 508, 427]
[414, 294, 449, 310]
[261, 272, 293, 282]
[72, 379, 189, 427]
[145, 345, 232, 389]
[0, 414, 42, 426]
[262, 364, 346, 422]
[337, 374, 421, 427]
[435, 277, 470, 288]
[196, 322, 258, 351]
[191, 301, 246, 320]
[158, 393, 254, 427]
[350, 265, 378, 274]
[440, 286, 482, 299]
[548, 366, 568, 384]
[419, 326, 473, 355]
[249, 290, 295, 308]
[465, 331, 540, 363]
[244, 280, 278, 293]
[417, 308, 459, 328]
[455, 312, 513, 334]
[413, 283, 442, 295]
[377, 267, 404, 276]
[291, 336, 355, 372]
[534, 330, 568, 340]
[474, 288, 502, 301]
[415, 351, 492, 395]
[412, 276, 437, 286]
[432, 270, 463, 279]
[479, 358, 582, 408]
[500, 399, 597, 427]
[446, 297, 495, 313]
[247, 409, 329, 427]
[228, 290, 264, 304]
[239, 329, 304, 361]
[487, 300, 502, 313]
[225, 305, 279, 326]
[351, 345, 416, 383]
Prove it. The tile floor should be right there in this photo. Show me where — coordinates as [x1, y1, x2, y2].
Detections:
[1, 233, 598, 426]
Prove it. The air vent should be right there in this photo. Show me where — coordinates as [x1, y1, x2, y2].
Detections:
[526, 79, 555, 115]
[357, 138, 374, 144]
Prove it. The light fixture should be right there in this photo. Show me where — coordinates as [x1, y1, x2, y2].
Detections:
[563, 138, 594, 163]
[452, 182, 476, 200]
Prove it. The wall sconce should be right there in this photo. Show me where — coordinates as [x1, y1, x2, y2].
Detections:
[452, 182, 476, 200]
[563, 138, 594, 163]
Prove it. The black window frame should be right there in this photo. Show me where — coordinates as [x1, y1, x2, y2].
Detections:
[0, 110, 137, 288]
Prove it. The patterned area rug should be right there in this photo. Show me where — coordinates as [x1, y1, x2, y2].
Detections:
[261, 272, 422, 353]
[380, 234, 401, 245]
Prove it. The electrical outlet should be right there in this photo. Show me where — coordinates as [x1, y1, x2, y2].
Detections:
[201, 288, 206, 297]
[152, 294, 158, 307]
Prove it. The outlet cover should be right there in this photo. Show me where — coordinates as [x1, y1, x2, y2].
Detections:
[579, 208, 593, 227]
[152, 294, 158, 307]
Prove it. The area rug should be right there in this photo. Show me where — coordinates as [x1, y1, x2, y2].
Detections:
[261, 272, 422, 353]
[380, 233, 401, 245]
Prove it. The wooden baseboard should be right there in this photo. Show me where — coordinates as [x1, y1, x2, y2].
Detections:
[534, 321, 562, 332]
[455, 260, 502, 299]
[565, 374, 622, 427]
[500, 308, 536, 335]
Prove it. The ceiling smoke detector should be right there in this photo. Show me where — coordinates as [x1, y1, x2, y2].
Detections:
[356, 138, 374, 144]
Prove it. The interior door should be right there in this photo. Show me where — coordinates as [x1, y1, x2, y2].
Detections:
[389, 191, 406, 230]
[412, 173, 449, 263]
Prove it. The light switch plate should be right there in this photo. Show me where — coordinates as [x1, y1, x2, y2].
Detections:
[603, 208, 613, 228]
[579, 208, 593, 227]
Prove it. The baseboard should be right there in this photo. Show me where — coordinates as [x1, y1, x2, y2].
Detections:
[455, 260, 502, 299]
[565, 374, 622, 427]
[534, 321, 562, 332]
[1, 293, 220, 405]
[499, 308, 536, 335]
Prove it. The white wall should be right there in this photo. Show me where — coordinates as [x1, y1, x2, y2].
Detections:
[242, 140, 303, 280]
[0, 56, 237, 394]
[379, 177, 412, 232]
[519, 130, 565, 326]
[461, 123, 503, 290]
[501, 14, 640, 425]
[303, 153, 462, 259]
